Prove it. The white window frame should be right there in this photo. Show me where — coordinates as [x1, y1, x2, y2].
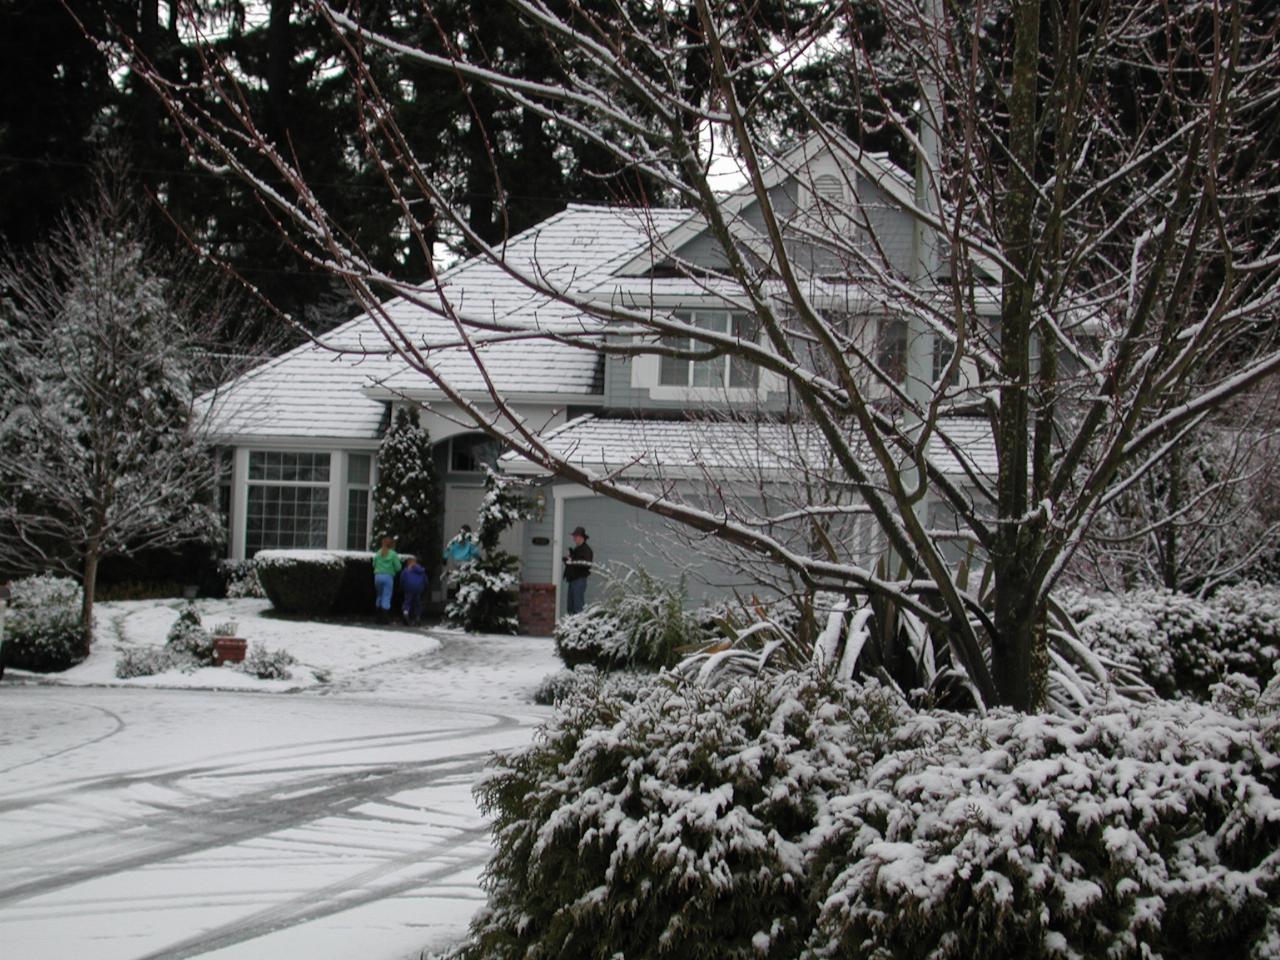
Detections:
[240, 450, 334, 558]
[632, 310, 773, 401]
[343, 451, 375, 550]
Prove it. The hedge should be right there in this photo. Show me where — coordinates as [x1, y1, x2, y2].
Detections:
[451, 668, 1280, 960]
[2, 574, 86, 672]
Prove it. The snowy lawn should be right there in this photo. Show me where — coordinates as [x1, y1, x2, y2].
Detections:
[7, 598, 441, 693]
[0, 617, 562, 959]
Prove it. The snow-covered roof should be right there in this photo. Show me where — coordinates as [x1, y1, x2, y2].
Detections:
[199, 205, 687, 442]
[500, 413, 998, 480]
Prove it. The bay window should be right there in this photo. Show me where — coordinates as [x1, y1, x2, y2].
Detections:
[245, 451, 331, 556]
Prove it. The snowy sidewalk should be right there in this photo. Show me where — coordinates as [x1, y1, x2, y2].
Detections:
[0, 622, 560, 959]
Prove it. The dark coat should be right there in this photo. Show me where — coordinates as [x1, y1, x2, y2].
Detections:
[564, 543, 594, 581]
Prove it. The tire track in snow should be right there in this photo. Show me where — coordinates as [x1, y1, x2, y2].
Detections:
[131, 824, 494, 960]
[0, 708, 520, 813]
[0, 700, 126, 777]
[0, 751, 494, 905]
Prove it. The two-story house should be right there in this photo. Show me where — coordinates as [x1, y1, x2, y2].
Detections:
[201, 134, 999, 632]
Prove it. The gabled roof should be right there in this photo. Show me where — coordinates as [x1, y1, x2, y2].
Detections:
[612, 130, 1001, 285]
[199, 204, 686, 442]
[500, 413, 997, 480]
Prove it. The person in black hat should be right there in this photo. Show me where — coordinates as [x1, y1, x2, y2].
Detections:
[563, 526, 594, 614]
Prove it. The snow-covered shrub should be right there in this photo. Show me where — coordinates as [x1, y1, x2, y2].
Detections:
[454, 669, 1280, 960]
[806, 698, 1280, 960]
[530, 665, 656, 705]
[552, 569, 709, 670]
[165, 604, 214, 663]
[455, 668, 910, 960]
[2, 574, 85, 672]
[552, 608, 625, 668]
[114, 646, 198, 678]
[532, 666, 596, 705]
[370, 407, 439, 557]
[219, 559, 266, 599]
[332, 551, 379, 615]
[446, 470, 524, 633]
[254, 550, 348, 616]
[1211, 582, 1280, 680]
[1066, 585, 1280, 699]
[446, 556, 520, 633]
[237, 642, 297, 680]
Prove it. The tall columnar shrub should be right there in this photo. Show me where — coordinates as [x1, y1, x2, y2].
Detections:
[370, 407, 439, 560]
[446, 469, 524, 633]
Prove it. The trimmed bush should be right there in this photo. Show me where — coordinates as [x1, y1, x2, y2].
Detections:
[331, 552, 378, 615]
[3, 574, 85, 672]
[254, 550, 349, 616]
[552, 569, 709, 671]
[452, 668, 1280, 960]
[1066, 584, 1280, 699]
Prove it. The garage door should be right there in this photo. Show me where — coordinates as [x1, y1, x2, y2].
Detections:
[560, 496, 752, 608]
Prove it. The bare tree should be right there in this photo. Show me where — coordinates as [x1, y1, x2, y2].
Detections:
[0, 171, 224, 652]
[115, 0, 1280, 708]
[1071, 383, 1280, 596]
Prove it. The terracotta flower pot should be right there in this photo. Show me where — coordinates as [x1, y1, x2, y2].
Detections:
[213, 637, 247, 665]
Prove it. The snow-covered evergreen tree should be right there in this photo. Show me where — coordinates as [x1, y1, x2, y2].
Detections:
[0, 172, 220, 654]
[370, 407, 439, 560]
[446, 468, 525, 633]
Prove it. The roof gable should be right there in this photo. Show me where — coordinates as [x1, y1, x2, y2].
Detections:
[199, 205, 686, 442]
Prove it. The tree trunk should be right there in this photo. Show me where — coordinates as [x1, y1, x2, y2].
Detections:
[992, 0, 1043, 711]
[1161, 445, 1182, 591]
[81, 548, 100, 658]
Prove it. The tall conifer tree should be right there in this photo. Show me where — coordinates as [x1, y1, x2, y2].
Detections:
[370, 408, 439, 562]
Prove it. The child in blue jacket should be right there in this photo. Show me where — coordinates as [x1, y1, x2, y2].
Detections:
[399, 557, 429, 625]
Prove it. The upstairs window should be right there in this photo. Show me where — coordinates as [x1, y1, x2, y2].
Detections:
[659, 311, 759, 389]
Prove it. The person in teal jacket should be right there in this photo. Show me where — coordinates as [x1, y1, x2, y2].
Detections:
[442, 525, 479, 599]
[372, 536, 402, 620]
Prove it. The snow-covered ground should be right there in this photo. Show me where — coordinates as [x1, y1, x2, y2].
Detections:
[0, 604, 562, 959]
[10, 598, 448, 693]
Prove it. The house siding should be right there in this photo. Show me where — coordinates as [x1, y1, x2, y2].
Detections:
[556, 492, 766, 610]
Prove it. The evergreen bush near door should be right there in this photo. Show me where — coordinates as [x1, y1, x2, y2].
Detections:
[446, 470, 524, 633]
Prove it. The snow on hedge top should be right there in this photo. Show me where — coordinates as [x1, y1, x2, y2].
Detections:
[197, 205, 688, 442]
[500, 413, 998, 478]
[254, 549, 371, 568]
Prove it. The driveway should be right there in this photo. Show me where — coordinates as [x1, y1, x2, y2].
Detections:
[0, 631, 558, 959]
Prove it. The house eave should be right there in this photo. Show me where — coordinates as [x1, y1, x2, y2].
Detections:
[360, 385, 606, 406]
